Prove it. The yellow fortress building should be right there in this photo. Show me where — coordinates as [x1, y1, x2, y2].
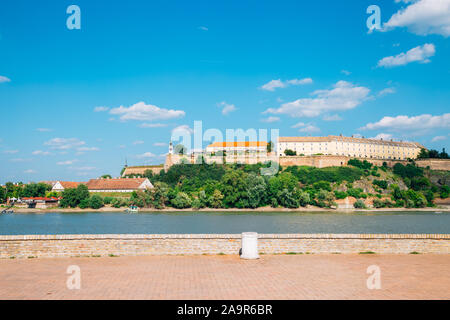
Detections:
[277, 135, 424, 160]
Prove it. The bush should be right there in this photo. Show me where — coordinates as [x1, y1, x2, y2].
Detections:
[354, 200, 366, 209]
[348, 159, 372, 170]
[103, 197, 113, 205]
[334, 190, 347, 199]
[89, 195, 104, 209]
[313, 181, 332, 192]
[440, 185, 449, 199]
[78, 198, 90, 209]
[170, 192, 192, 209]
[373, 179, 388, 189]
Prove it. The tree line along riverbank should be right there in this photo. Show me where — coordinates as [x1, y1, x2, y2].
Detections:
[2, 159, 450, 211]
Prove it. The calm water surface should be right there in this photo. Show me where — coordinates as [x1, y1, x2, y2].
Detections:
[0, 211, 449, 234]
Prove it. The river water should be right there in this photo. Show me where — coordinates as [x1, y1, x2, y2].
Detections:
[0, 211, 449, 235]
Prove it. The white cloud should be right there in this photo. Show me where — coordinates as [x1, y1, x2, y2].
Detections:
[139, 123, 168, 128]
[384, 0, 450, 37]
[362, 113, 450, 133]
[431, 135, 447, 142]
[109, 101, 185, 121]
[0, 76, 11, 83]
[133, 140, 144, 145]
[218, 102, 237, 115]
[261, 116, 281, 123]
[45, 138, 85, 150]
[172, 125, 193, 134]
[36, 128, 52, 132]
[378, 87, 396, 96]
[198, 26, 209, 31]
[264, 81, 370, 118]
[10, 158, 31, 163]
[4, 150, 19, 154]
[341, 70, 351, 76]
[94, 106, 109, 112]
[377, 43, 435, 67]
[136, 152, 157, 159]
[153, 142, 168, 147]
[260, 78, 313, 91]
[32, 150, 51, 156]
[323, 114, 343, 121]
[77, 147, 99, 152]
[24, 169, 36, 174]
[291, 122, 320, 133]
[371, 133, 394, 140]
[57, 160, 78, 166]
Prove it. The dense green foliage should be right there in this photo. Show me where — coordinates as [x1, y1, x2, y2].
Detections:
[418, 148, 449, 159]
[60, 185, 90, 208]
[3, 158, 448, 210]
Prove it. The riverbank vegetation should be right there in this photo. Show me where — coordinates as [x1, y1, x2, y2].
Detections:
[1, 159, 449, 210]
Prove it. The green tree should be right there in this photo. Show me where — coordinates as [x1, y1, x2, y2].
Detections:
[171, 192, 192, 209]
[284, 149, 296, 156]
[209, 189, 224, 208]
[89, 195, 104, 209]
[60, 184, 89, 208]
[267, 141, 273, 153]
[246, 174, 266, 208]
[100, 174, 112, 179]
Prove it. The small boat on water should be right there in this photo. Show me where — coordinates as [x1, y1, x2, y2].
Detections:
[1, 209, 14, 214]
[125, 206, 139, 213]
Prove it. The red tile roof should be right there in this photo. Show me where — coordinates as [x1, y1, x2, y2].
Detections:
[57, 181, 83, 189]
[86, 178, 149, 191]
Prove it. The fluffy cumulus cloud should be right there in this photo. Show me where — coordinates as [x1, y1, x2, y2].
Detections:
[94, 106, 109, 112]
[109, 101, 185, 121]
[323, 114, 343, 121]
[172, 125, 194, 134]
[218, 102, 237, 115]
[260, 78, 313, 91]
[261, 116, 281, 123]
[384, 0, 450, 37]
[264, 81, 370, 118]
[431, 135, 447, 142]
[45, 138, 85, 150]
[57, 160, 78, 166]
[0, 75, 11, 83]
[361, 113, 450, 132]
[291, 122, 320, 133]
[136, 152, 156, 159]
[378, 87, 396, 96]
[371, 133, 394, 140]
[32, 150, 51, 156]
[377, 43, 435, 67]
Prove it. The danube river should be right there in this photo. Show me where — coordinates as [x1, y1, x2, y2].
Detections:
[0, 211, 449, 234]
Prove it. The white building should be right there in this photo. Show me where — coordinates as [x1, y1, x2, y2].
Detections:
[277, 136, 423, 160]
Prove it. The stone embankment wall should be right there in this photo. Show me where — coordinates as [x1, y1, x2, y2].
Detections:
[0, 234, 448, 259]
[165, 154, 450, 171]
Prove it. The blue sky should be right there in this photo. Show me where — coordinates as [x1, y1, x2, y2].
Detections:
[0, 0, 449, 183]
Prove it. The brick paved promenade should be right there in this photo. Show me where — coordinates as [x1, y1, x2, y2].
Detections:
[1, 254, 449, 300]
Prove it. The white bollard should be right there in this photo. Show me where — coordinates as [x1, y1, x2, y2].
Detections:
[240, 232, 259, 259]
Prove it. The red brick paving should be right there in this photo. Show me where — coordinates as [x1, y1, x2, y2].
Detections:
[0, 254, 449, 300]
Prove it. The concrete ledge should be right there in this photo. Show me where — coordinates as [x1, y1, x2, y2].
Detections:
[1, 233, 450, 241]
[1, 234, 449, 258]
